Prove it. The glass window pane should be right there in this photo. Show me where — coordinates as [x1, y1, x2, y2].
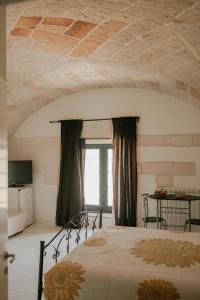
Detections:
[108, 186, 113, 206]
[108, 149, 112, 173]
[108, 149, 112, 158]
[84, 149, 99, 205]
[107, 149, 113, 206]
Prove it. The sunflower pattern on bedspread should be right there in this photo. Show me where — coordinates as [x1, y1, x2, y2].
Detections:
[44, 261, 85, 300]
[44, 226, 200, 300]
[131, 238, 200, 268]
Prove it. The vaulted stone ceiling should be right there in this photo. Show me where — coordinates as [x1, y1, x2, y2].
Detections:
[7, 0, 200, 135]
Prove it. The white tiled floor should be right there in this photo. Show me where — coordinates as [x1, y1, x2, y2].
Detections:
[8, 224, 57, 299]
[7, 214, 112, 300]
[7, 223, 92, 300]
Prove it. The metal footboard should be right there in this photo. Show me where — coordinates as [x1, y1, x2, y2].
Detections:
[37, 207, 103, 300]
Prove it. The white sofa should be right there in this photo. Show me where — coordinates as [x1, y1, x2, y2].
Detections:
[8, 188, 28, 237]
[8, 209, 27, 237]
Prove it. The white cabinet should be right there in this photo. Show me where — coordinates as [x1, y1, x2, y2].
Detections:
[8, 186, 34, 226]
[19, 187, 33, 226]
[8, 187, 19, 210]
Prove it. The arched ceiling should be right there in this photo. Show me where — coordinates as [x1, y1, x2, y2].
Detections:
[7, 0, 200, 135]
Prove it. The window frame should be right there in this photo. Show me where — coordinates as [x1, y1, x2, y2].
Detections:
[84, 144, 112, 213]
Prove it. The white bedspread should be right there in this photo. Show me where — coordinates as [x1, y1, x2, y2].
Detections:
[44, 226, 200, 300]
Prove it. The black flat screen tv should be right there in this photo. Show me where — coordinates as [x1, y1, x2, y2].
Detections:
[8, 160, 32, 186]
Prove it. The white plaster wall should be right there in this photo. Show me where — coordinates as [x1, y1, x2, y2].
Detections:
[8, 88, 200, 227]
[14, 88, 200, 139]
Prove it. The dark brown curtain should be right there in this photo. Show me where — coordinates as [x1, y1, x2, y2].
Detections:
[56, 120, 85, 226]
[112, 117, 137, 226]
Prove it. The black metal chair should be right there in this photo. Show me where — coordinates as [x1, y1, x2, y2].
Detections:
[142, 194, 167, 230]
[184, 218, 200, 231]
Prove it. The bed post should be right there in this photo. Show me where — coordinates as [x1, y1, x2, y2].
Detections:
[99, 206, 103, 229]
[38, 240, 45, 300]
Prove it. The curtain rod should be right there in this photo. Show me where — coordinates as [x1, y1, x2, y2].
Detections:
[50, 117, 140, 123]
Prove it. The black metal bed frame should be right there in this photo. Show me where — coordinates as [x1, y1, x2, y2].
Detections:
[37, 208, 103, 300]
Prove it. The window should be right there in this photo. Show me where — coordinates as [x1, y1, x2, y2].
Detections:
[84, 144, 112, 213]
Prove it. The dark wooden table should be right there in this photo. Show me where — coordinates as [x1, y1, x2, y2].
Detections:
[149, 194, 200, 231]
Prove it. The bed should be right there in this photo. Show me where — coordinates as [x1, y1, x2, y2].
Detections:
[43, 226, 200, 300]
[37, 209, 103, 300]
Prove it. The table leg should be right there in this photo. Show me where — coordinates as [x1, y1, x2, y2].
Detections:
[157, 199, 159, 229]
[188, 200, 191, 232]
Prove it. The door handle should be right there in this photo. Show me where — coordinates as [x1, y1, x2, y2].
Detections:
[4, 252, 15, 264]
